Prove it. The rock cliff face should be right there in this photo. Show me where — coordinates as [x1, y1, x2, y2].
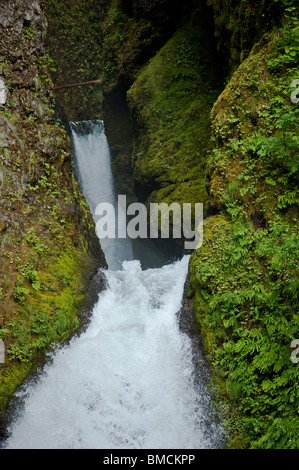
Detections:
[43, 0, 104, 121]
[206, 0, 283, 66]
[0, 0, 106, 419]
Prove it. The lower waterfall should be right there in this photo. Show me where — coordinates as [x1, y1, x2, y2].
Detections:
[4, 120, 222, 449]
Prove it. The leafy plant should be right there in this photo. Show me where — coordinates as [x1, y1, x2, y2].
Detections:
[25, 270, 40, 290]
[12, 279, 29, 303]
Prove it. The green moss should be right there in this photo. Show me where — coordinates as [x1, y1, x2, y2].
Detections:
[0, 363, 32, 413]
[189, 216, 231, 353]
[0, 244, 95, 414]
[188, 17, 299, 448]
[44, 0, 103, 120]
[127, 14, 224, 215]
[208, 23, 299, 219]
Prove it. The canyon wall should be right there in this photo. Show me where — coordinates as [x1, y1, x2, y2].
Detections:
[0, 0, 106, 421]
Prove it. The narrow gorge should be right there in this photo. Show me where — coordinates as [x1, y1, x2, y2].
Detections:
[0, 0, 298, 450]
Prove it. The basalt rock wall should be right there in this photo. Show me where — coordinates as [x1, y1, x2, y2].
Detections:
[0, 0, 106, 421]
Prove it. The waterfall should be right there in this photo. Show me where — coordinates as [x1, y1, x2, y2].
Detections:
[3, 121, 223, 449]
[70, 120, 134, 271]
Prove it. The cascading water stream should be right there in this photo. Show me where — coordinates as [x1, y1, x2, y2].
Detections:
[3, 121, 223, 449]
[70, 120, 134, 271]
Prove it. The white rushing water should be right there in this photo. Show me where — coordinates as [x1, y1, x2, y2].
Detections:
[70, 120, 134, 271]
[4, 121, 222, 449]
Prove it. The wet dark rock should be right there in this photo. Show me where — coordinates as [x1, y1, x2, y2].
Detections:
[179, 276, 210, 386]
[0, 218, 8, 233]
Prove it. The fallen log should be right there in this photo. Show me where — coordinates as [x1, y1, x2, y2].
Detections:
[53, 79, 102, 90]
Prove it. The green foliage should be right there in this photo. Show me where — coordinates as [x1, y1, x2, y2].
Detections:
[191, 213, 299, 448]
[267, 19, 299, 71]
[273, 0, 299, 11]
[190, 16, 299, 448]
[209, 21, 299, 220]
[25, 270, 40, 290]
[12, 279, 29, 303]
[0, 328, 9, 340]
[23, 27, 37, 41]
[25, 229, 48, 255]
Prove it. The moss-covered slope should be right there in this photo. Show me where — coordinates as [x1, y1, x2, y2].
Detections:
[126, 4, 226, 232]
[0, 1, 106, 417]
[188, 18, 299, 448]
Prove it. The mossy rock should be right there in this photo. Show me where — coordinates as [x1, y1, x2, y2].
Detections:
[127, 12, 224, 214]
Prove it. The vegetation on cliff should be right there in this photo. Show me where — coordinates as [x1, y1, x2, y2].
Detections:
[0, 1, 105, 418]
[42, 0, 104, 121]
[189, 13, 299, 448]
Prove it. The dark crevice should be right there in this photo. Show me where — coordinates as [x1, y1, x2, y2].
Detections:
[102, 81, 136, 204]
